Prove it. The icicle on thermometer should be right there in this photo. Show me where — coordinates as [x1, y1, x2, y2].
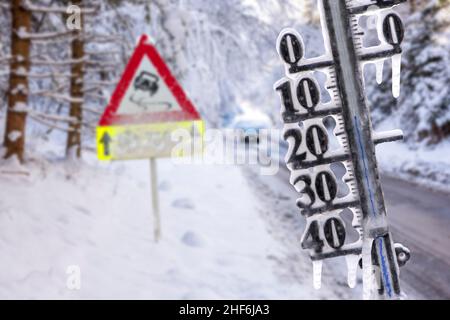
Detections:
[274, 0, 411, 299]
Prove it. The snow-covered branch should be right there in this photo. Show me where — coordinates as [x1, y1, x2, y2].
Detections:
[0, 55, 12, 63]
[82, 105, 102, 115]
[12, 68, 72, 79]
[85, 50, 121, 56]
[84, 66, 117, 73]
[28, 113, 75, 133]
[30, 55, 117, 68]
[31, 57, 87, 66]
[84, 80, 117, 87]
[30, 33, 124, 45]
[30, 110, 77, 124]
[85, 91, 106, 100]
[22, 0, 98, 14]
[82, 86, 105, 94]
[32, 91, 84, 104]
[10, 103, 76, 130]
[15, 104, 98, 131]
[84, 34, 126, 44]
[17, 29, 74, 41]
[85, 61, 117, 68]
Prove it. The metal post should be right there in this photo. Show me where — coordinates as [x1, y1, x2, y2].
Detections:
[150, 158, 161, 242]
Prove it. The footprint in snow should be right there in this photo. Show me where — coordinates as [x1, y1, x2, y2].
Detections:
[181, 231, 204, 248]
[172, 198, 195, 210]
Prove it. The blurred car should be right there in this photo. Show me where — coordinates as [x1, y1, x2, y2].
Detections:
[230, 113, 272, 144]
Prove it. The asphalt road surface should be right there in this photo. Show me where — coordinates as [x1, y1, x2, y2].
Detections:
[380, 175, 450, 299]
[245, 161, 450, 299]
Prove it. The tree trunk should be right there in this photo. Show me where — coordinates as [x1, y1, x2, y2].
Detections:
[410, 0, 417, 12]
[66, 0, 84, 159]
[3, 0, 31, 163]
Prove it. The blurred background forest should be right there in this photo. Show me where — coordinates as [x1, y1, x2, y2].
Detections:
[0, 0, 449, 186]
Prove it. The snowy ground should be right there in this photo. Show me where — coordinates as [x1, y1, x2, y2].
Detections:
[0, 147, 339, 299]
[377, 141, 450, 194]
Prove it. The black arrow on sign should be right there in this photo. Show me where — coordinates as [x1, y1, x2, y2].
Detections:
[100, 132, 112, 156]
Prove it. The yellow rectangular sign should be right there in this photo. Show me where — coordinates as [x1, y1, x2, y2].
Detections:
[96, 120, 204, 161]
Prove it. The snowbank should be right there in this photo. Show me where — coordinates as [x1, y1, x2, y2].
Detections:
[0, 152, 322, 299]
[375, 120, 450, 193]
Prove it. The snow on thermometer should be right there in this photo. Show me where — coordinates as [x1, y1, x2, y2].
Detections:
[274, 0, 410, 299]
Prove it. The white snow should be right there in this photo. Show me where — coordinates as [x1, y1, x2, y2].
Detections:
[0, 151, 321, 299]
[11, 84, 28, 96]
[16, 27, 29, 39]
[13, 102, 28, 112]
[17, 30, 72, 41]
[22, 0, 96, 14]
[7, 130, 22, 142]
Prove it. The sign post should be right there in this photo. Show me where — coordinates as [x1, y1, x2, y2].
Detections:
[150, 158, 161, 242]
[97, 35, 203, 241]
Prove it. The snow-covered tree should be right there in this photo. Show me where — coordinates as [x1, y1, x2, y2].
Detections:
[4, 0, 125, 159]
[65, 0, 85, 158]
[368, 0, 450, 144]
[0, 3, 11, 113]
[3, 0, 32, 163]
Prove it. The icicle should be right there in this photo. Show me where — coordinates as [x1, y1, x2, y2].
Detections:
[312, 260, 323, 289]
[345, 254, 359, 288]
[375, 60, 384, 84]
[391, 54, 402, 98]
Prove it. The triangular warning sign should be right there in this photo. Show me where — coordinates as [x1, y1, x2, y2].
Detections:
[99, 35, 201, 126]
[96, 35, 204, 161]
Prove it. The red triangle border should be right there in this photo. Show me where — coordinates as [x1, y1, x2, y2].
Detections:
[99, 35, 201, 126]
